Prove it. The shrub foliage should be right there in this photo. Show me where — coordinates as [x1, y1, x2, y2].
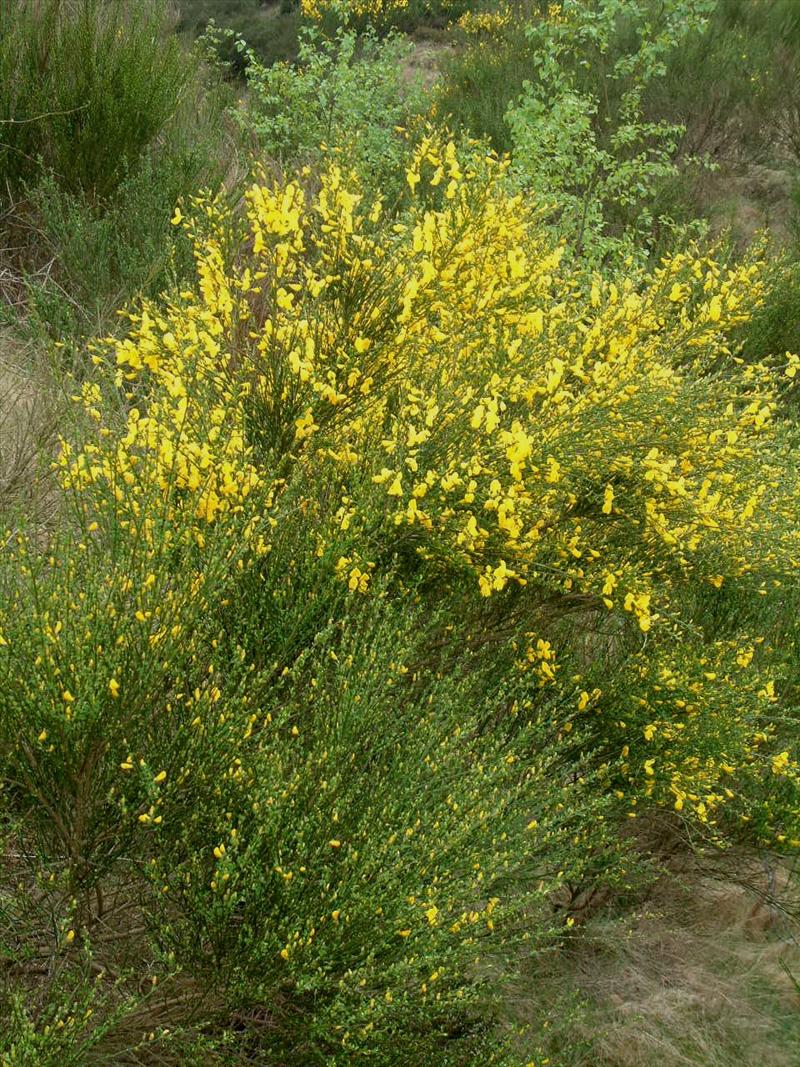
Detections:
[1, 1, 799, 1063]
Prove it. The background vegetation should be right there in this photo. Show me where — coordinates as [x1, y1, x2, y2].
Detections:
[1, 1, 798, 1064]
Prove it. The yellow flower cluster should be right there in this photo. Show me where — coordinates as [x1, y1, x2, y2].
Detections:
[70, 137, 800, 607]
[60, 204, 262, 533]
[300, 0, 409, 22]
[598, 637, 799, 835]
[60, 133, 798, 834]
[457, 4, 515, 35]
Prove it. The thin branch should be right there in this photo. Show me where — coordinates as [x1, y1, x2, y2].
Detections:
[0, 104, 88, 125]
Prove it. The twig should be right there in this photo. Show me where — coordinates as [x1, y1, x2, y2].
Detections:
[0, 104, 88, 125]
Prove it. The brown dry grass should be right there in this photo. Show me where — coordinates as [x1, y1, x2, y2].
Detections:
[509, 853, 800, 1067]
[0, 332, 62, 530]
[400, 36, 453, 90]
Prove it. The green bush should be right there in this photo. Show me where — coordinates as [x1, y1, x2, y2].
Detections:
[23, 162, 196, 337]
[437, 0, 800, 260]
[0, 468, 622, 1063]
[238, 28, 426, 198]
[0, 0, 235, 339]
[19, 74, 235, 340]
[0, 0, 194, 200]
[178, 0, 302, 72]
[505, 0, 714, 264]
[150, 591, 617, 1064]
[435, 8, 539, 154]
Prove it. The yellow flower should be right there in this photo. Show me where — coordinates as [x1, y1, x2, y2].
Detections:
[771, 751, 790, 776]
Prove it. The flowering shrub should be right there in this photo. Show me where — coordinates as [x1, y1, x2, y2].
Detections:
[2, 131, 799, 1060]
[457, 3, 515, 35]
[54, 132, 800, 830]
[298, 0, 467, 27]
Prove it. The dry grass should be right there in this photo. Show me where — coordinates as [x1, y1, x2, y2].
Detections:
[509, 853, 800, 1067]
[400, 36, 453, 89]
[698, 163, 795, 249]
[0, 332, 62, 530]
